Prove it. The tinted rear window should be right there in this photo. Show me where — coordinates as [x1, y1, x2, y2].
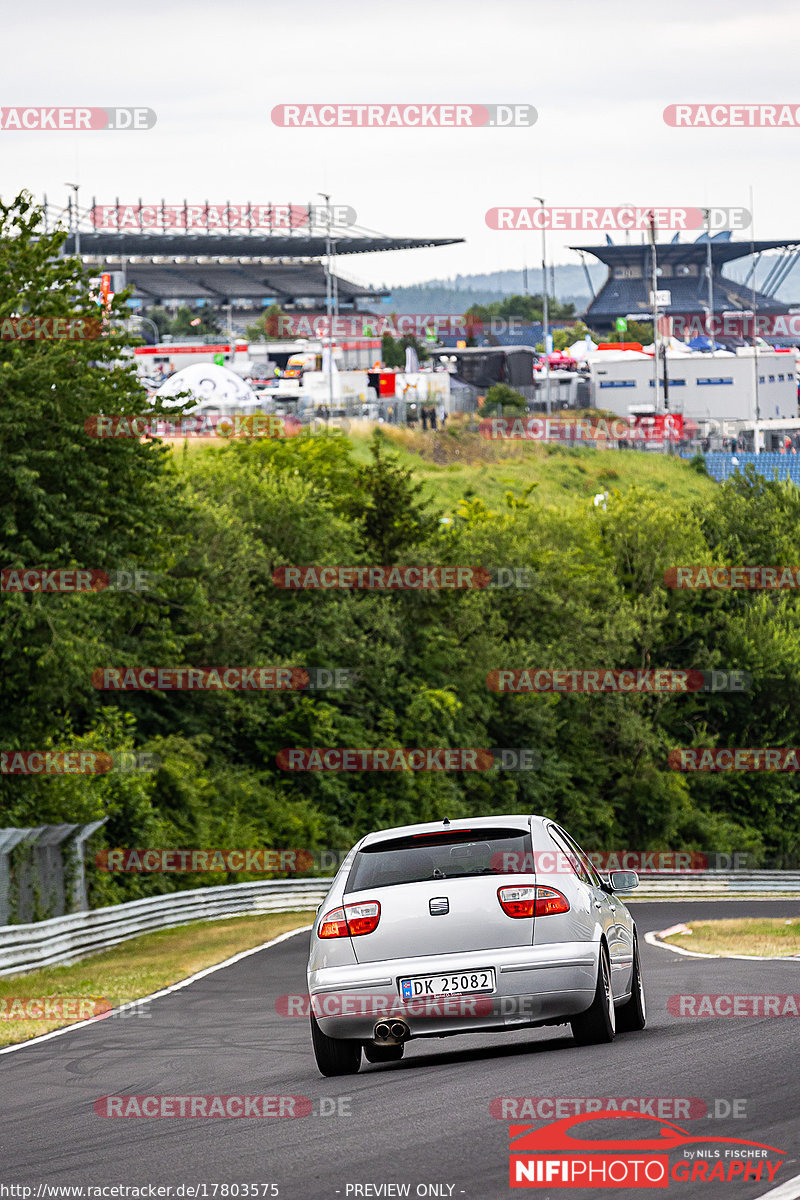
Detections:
[345, 827, 531, 892]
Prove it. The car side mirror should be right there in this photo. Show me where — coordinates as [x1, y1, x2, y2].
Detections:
[608, 870, 639, 892]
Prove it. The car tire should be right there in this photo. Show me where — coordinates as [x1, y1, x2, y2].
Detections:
[363, 1042, 405, 1064]
[310, 1011, 362, 1076]
[616, 935, 646, 1032]
[570, 944, 615, 1045]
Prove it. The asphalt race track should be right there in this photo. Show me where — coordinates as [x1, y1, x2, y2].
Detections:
[1, 900, 798, 1200]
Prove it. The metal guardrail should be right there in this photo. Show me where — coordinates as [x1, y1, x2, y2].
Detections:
[0, 878, 330, 977]
[629, 871, 800, 900]
[1, 872, 799, 978]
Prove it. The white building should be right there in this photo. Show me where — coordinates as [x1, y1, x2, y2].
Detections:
[587, 349, 797, 423]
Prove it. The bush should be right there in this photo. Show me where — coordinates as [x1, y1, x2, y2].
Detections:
[482, 383, 528, 415]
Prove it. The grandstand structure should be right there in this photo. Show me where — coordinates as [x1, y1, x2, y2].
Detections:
[572, 234, 800, 331]
[693, 451, 800, 483]
[42, 197, 463, 316]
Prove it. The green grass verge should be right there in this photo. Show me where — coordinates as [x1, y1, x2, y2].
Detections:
[169, 419, 716, 514]
[662, 916, 800, 957]
[369, 424, 716, 513]
[0, 911, 310, 1047]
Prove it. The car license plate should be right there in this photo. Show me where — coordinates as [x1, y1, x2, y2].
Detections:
[399, 968, 496, 1000]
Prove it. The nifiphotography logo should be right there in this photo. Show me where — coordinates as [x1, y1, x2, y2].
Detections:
[507, 1111, 784, 1187]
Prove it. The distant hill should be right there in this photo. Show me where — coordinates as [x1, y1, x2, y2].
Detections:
[384, 256, 800, 313]
[381, 264, 607, 314]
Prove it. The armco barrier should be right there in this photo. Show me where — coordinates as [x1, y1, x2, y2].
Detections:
[1, 872, 799, 977]
[0, 878, 330, 977]
[631, 871, 800, 900]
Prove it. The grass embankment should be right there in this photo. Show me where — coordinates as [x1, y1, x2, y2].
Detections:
[662, 917, 800, 957]
[0, 912, 310, 1047]
[170, 416, 717, 513]
[371, 423, 716, 512]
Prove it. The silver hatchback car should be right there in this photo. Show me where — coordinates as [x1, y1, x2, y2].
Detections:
[306, 814, 646, 1075]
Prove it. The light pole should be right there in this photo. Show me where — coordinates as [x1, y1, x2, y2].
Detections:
[65, 182, 80, 256]
[648, 211, 660, 412]
[318, 192, 334, 424]
[750, 184, 761, 453]
[704, 213, 714, 345]
[533, 197, 551, 414]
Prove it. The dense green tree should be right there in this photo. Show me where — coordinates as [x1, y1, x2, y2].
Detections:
[0, 191, 188, 772]
[4, 193, 800, 904]
[169, 305, 220, 337]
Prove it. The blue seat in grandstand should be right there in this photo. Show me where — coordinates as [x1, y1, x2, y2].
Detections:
[695, 451, 800, 485]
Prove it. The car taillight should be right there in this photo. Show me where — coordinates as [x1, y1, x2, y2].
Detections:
[318, 901, 381, 938]
[344, 901, 381, 935]
[498, 885, 570, 918]
[318, 907, 349, 938]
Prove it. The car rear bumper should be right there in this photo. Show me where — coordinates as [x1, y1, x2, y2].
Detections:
[307, 942, 598, 1040]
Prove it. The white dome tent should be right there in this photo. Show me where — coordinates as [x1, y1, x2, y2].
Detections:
[568, 339, 598, 360]
[154, 363, 259, 415]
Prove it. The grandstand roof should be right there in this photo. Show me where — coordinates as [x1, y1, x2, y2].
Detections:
[572, 237, 800, 323]
[62, 231, 463, 258]
[569, 238, 800, 266]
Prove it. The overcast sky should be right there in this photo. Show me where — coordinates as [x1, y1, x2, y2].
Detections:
[3, 0, 800, 290]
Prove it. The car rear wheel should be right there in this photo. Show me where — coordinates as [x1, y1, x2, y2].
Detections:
[310, 1011, 362, 1076]
[363, 1042, 405, 1064]
[570, 944, 615, 1045]
[616, 936, 646, 1032]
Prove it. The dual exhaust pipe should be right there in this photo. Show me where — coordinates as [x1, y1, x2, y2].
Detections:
[373, 1019, 409, 1045]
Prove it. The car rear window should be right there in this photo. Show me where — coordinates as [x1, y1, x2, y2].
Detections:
[345, 827, 532, 892]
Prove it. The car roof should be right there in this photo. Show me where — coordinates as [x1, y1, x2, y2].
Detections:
[358, 814, 546, 850]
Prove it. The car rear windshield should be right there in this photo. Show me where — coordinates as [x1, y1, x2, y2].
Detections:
[345, 827, 532, 892]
